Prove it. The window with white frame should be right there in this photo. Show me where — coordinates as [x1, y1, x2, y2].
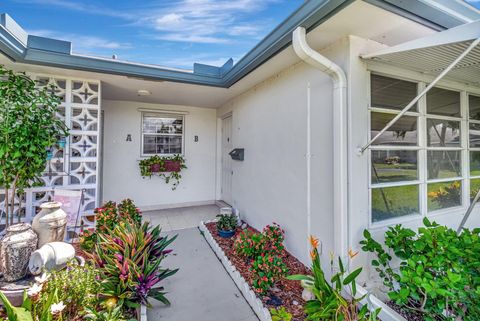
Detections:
[369, 74, 480, 223]
[141, 112, 184, 156]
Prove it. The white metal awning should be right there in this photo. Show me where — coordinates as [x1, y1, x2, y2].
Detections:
[362, 20, 480, 86]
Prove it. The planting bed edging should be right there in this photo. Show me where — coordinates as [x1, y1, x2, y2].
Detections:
[199, 220, 272, 321]
[138, 304, 147, 321]
[357, 284, 407, 321]
[200, 219, 406, 321]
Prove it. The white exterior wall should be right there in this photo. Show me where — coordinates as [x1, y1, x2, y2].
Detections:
[217, 40, 349, 265]
[102, 100, 217, 210]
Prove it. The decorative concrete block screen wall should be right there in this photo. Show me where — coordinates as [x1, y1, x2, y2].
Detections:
[0, 73, 101, 226]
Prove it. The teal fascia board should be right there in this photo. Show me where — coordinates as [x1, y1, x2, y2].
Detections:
[1, 0, 479, 88]
[27, 35, 71, 54]
[24, 49, 226, 86]
[193, 58, 233, 77]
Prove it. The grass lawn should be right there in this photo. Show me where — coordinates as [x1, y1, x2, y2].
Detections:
[372, 179, 475, 221]
[372, 163, 417, 183]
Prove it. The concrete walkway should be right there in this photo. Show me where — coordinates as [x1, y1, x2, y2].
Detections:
[143, 204, 219, 232]
[148, 227, 259, 321]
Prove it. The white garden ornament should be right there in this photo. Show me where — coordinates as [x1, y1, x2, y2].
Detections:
[28, 242, 75, 275]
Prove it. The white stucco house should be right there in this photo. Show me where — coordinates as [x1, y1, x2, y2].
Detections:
[1, 0, 480, 274]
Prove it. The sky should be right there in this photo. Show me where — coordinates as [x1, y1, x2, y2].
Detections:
[1, 0, 479, 70]
[1, 0, 303, 69]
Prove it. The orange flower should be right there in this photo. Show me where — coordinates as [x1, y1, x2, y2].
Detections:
[348, 248, 359, 259]
[310, 249, 316, 260]
[309, 235, 319, 249]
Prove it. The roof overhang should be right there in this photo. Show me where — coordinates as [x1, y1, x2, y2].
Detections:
[362, 20, 480, 86]
[1, 0, 478, 89]
[0, 0, 355, 88]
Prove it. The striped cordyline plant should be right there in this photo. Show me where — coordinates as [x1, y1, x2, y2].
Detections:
[94, 221, 178, 311]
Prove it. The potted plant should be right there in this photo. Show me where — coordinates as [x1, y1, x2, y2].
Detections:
[216, 214, 237, 238]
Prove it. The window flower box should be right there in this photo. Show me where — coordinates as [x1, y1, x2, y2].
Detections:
[139, 154, 187, 190]
[150, 159, 181, 173]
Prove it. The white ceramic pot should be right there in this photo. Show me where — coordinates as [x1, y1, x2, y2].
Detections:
[29, 242, 75, 275]
[32, 202, 67, 248]
[0, 223, 38, 282]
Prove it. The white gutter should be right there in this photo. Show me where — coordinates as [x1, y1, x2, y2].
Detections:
[306, 81, 312, 260]
[292, 27, 349, 260]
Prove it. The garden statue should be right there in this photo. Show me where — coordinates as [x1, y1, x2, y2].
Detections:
[0, 223, 38, 282]
[29, 242, 75, 275]
[32, 202, 67, 248]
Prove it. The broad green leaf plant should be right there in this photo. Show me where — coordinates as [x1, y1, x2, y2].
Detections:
[287, 236, 380, 321]
[361, 218, 480, 320]
[0, 65, 68, 226]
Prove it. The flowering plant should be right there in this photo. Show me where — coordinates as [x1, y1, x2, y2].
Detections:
[287, 236, 380, 321]
[234, 229, 265, 258]
[0, 262, 100, 321]
[234, 223, 286, 259]
[428, 181, 461, 209]
[251, 254, 288, 295]
[94, 221, 178, 309]
[80, 199, 142, 251]
[263, 223, 285, 256]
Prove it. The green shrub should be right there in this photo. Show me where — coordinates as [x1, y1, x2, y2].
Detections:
[234, 223, 286, 258]
[262, 223, 285, 256]
[0, 65, 69, 227]
[234, 229, 265, 258]
[361, 218, 480, 320]
[234, 224, 288, 296]
[251, 254, 288, 295]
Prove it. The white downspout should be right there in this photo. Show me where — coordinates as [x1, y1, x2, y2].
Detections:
[306, 81, 311, 260]
[293, 27, 349, 260]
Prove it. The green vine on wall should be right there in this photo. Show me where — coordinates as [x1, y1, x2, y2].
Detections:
[139, 154, 186, 190]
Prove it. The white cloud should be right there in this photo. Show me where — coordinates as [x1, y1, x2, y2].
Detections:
[228, 25, 260, 36]
[156, 34, 229, 44]
[16, 0, 134, 19]
[20, 0, 281, 45]
[28, 29, 131, 53]
[141, 0, 276, 43]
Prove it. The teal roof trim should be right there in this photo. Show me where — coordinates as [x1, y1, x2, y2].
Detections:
[27, 35, 71, 54]
[1, 0, 479, 88]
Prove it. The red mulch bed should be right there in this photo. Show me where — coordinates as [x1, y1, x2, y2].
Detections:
[205, 222, 309, 321]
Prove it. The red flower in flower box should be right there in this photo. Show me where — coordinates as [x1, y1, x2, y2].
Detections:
[150, 160, 182, 173]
